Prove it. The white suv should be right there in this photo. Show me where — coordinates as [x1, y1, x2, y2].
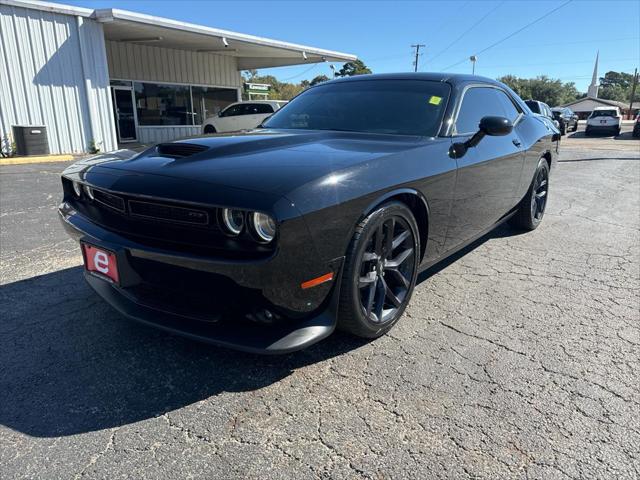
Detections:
[202, 100, 287, 134]
[585, 106, 622, 137]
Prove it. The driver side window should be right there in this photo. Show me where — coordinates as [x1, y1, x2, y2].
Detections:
[455, 87, 504, 135]
[220, 105, 242, 117]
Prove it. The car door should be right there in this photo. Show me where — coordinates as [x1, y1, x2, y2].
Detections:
[445, 86, 525, 248]
[215, 104, 244, 132]
[235, 103, 275, 130]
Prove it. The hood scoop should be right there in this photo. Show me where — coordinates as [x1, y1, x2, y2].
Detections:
[155, 143, 209, 158]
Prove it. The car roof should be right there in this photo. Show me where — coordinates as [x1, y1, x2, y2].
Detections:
[234, 100, 280, 105]
[593, 106, 619, 110]
[324, 72, 503, 87]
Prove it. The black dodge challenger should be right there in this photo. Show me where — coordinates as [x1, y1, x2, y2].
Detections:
[59, 73, 559, 353]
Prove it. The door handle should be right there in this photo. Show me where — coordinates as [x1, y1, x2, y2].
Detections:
[512, 139, 522, 147]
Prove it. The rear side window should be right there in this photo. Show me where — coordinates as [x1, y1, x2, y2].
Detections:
[456, 87, 508, 134]
[251, 104, 275, 114]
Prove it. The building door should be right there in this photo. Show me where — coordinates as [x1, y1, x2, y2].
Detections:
[111, 87, 137, 143]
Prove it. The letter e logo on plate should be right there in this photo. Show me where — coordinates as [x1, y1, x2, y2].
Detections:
[82, 244, 119, 283]
[94, 251, 110, 274]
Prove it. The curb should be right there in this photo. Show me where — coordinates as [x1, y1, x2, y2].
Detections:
[0, 154, 75, 165]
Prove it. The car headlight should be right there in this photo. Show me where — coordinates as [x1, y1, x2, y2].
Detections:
[83, 185, 94, 200]
[72, 181, 82, 197]
[252, 212, 277, 243]
[221, 208, 245, 235]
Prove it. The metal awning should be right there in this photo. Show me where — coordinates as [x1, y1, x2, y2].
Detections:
[3, 1, 357, 69]
[94, 8, 356, 70]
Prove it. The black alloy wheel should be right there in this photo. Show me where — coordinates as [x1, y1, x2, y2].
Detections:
[338, 201, 419, 338]
[530, 165, 548, 222]
[510, 158, 550, 231]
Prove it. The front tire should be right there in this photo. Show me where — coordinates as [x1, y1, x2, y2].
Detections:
[337, 201, 420, 338]
[509, 158, 549, 231]
[203, 125, 217, 134]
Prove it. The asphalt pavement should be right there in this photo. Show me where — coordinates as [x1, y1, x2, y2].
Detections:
[1, 128, 639, 479]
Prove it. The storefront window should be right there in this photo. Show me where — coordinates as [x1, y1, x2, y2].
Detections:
[134, 82, 193, 126]
[191, 86, 238, 125]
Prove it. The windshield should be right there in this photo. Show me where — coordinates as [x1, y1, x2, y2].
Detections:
[263, 80, 450, 137]
[591, 110, 617, 118]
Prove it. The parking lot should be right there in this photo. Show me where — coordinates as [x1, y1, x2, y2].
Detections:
[1, 127, 639, 479]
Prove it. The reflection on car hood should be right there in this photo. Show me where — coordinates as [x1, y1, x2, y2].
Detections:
[73, 129, 434, 196]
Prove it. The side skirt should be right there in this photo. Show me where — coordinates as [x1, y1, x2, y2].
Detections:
[418, 209, 517, 273]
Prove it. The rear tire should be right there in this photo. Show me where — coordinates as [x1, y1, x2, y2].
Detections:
[337, 201, 420, 339]
[509, 158, 549, 231]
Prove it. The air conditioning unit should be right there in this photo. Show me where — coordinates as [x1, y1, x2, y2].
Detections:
[12, 125, 49, 156]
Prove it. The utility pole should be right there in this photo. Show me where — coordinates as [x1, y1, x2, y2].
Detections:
[628, 68, 638, 120]
[411, 44, 425, 72]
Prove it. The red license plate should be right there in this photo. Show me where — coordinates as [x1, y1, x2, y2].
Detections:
[82, 243, 120, 283]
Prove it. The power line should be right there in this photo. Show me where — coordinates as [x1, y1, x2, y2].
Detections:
[411, 44, 426, 72]
[428, 0, 506, 65]
[277, 63, 320, 82]
[368, 37, 638, 66]
[477, 57, 639, 69]
[442, 0, 574, 72]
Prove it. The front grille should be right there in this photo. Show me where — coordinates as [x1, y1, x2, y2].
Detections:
[93, 189, 125, 212]
[129, 200, 209, 225]
[68, 185, 275, 259]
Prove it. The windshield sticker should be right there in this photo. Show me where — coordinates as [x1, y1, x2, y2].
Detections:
[429, 96, 442, 106]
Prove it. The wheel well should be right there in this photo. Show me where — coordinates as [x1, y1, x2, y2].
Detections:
[379, 193, 429, 262]
[204, 124, 216, 134]
[542, 151, 552, 169]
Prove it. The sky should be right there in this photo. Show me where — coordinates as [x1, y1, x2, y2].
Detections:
[63, 0, 640, 93]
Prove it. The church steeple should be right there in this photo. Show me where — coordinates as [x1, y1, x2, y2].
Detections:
[587, 51, 599, 98]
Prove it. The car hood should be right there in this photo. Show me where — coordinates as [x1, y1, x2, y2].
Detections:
[77, 129, 432, 197]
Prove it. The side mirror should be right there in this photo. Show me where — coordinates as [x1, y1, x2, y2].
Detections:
[450, 116, 513, 159]
[479, 116, 513, 136]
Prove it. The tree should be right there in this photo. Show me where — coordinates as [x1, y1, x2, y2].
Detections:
[599, 71, 634, 90]
[598, 71, 635, 102]
[599, 85, 629, 102]
[335, 59, 371, 77]
[498, 75, 582, 106]
[309, 74, 330, 86]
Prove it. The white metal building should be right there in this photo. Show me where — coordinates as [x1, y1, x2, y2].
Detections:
[0, 0, 356, 154]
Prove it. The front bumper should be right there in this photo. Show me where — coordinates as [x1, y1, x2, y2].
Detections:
[60, 203, 343, 354]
